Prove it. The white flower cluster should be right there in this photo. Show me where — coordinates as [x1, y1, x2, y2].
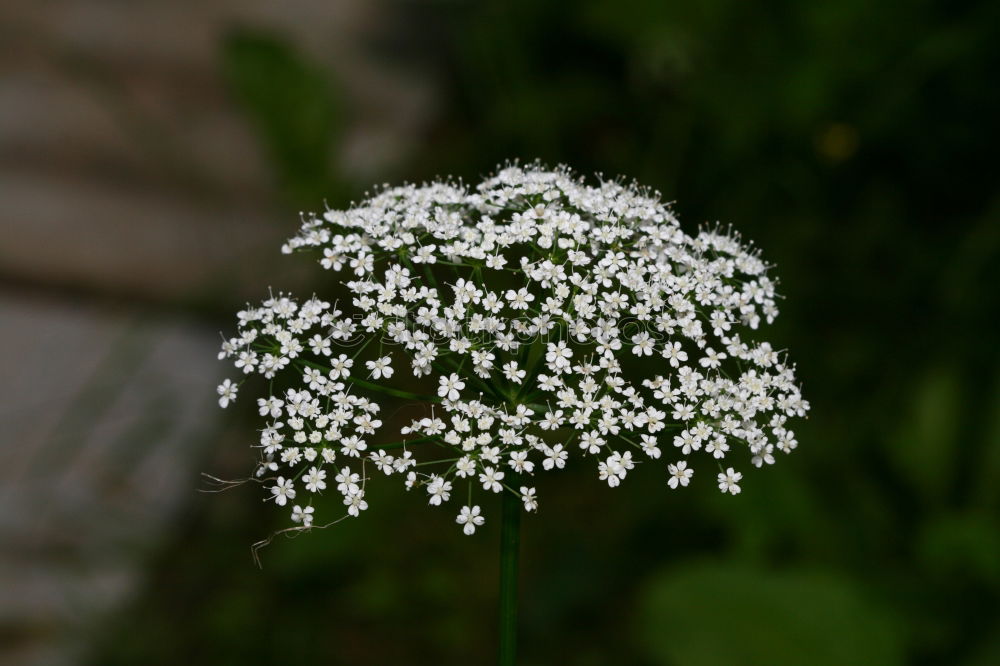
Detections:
[218, 163, 809, 535]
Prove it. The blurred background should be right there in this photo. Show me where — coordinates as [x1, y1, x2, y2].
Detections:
[1, 0, 998, 664]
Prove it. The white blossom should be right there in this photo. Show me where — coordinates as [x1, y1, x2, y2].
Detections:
[366, 356, 394, 379]
[521, 486, 538, 512]
[456, 505, 485, 535]
[668, 461, 693, 489]
[217, 379, 238, 408]
[303, 466, 327, 492]
[717, 467, 743, 495]
[219, 162, 809, 534]
[291, 504, 314, 526]
[271, 477, 296, 506]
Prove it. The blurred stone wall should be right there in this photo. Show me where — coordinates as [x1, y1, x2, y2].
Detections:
[0, 2, 430, 663]
[0, 0, 430, 301]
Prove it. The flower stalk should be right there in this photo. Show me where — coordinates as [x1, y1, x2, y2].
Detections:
[498, 487, 521, 666]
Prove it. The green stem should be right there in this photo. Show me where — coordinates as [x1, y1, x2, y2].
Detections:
[498, 487, 521, 666]
[347, 375, 440, 403]
[370, 435, 440, 451]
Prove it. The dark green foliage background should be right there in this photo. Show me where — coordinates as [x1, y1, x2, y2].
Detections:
[93, 1, 1000, 664]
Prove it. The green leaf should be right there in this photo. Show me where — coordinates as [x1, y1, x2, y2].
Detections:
[637, 561, 903, 666]
[889, 364, 961, 501]
[918, 513, 1000, 585]
[220, 28, 340, 202]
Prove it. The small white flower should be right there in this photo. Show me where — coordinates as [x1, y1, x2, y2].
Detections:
[667, 461, 693, 489]
[631, 332, 655, 357]
[662, 341, 687, 368]
[366, 356, 394, 379]
[328, 353, 353, 380]
[291, 504, 314, 526]
[717, 467, 742, 495]
[271, 477, 296, 506]
[217, 379, 238, 408]
[303, 466, 327, 492]
[505, 287, 535, 310]
[340, 435, 367, 458]
[456, 505, 485, 535]
[509, 450, 534, 474]
[502, 361, 526, 384]
[479, 467, 505, 493]
[426, 475, 452, 506]
[545, 341, 573, 371]
[640, 434, 661, 459]
[235, 350, 258, 374]
[335, 467, 360, 496]
[699, 347, 727, 369]
[345, 491, 369, 516]
[543, 444, 568, 470]
[309, 334, 332, 356]
[438, 373, 466, 401]
[257, 396, 283, 418]
[520, 487, 538, 512]
[456, 455, 477, 478]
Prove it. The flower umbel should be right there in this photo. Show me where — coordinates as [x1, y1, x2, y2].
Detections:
[217, 162, 809, 535]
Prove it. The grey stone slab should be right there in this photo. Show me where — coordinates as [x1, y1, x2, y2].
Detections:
[0, 290, 224, 665]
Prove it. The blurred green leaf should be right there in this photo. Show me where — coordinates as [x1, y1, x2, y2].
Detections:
[918, 513, 1000, 585]
[221, 28, 340, 202]
[965, 618, 1000, 666]
[889, 364, 961, 502]
[637, 561, 902, 666]
[979, 365, 1000, 508]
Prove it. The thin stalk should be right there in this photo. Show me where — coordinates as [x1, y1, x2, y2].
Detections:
[369, 434, 440, 451]
[498, 487, 521, 666]
[347, 375, 440, 403]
